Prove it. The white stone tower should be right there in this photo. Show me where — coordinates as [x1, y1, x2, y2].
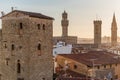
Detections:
[111, 13, 117, 46]
[94, 20, 102, 46]
[0, 10, 54, 80]
[61, 11, 69, 37]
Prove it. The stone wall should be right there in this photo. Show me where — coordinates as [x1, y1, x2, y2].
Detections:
[0, 11, 53, 80]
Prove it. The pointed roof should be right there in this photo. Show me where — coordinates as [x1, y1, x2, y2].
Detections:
[112, 13, 116, 23]
[62, 10, 67, 15]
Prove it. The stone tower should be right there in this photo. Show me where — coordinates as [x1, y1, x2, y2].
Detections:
[61, 11, 69, 37]
[111, 13, 117, 46]
[0, 10, 54, 80]
[94, 20, 102, 46]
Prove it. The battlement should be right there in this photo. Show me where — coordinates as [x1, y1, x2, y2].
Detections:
[94, 20, 102, 24]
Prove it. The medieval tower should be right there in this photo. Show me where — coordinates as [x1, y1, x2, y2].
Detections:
[111, 13, 117, 46]
[61, 11, 69, 37]
[0, 10, 54, 80]
[53, 11, 77, 44]
[94, 20, 102, 46]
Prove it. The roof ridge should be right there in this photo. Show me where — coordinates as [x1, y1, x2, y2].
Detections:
[2, 10, 54, 20]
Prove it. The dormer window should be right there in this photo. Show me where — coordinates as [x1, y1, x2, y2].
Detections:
[20, 23, 23, 29]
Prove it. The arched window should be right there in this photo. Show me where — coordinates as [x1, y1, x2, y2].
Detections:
[37, 24, 40, 30]
[4, 41, 7, 48]
[17, 60, 21, 73]
[20, 23, 23, 29]
[11, 44, 15, 50]
[38, 43, 41, 50]
[43, 24, 45, 30]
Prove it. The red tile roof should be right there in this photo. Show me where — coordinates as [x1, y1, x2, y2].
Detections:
[58, 51, 120, 67]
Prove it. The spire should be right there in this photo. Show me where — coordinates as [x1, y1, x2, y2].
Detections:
[111, 12, 117, 46]
[112, 13, 116, 23]
[63, 10, 67, 15]
[111, 13, 117, 29]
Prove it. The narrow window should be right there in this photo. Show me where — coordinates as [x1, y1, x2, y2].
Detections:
[17, 78, 24, 80]
[37, 24, 40, 30]
[42, 78, 45, 80]
[4, 41, 7, 48]
[4, 44, 7, 48]
[6, 60, 8, 65]
[20, 23, 23, 29]
[0, 74, 2, 80]
[104, 65, 106, 69]
[38, 43, 41, 50]
[17, 60, 21, 73]
[11, 44, 15, 50]
[110, 64, 112, 68]
[97, 66, 100, 69]
[6, 58, 10, 66]
[43, 24, 45, 30]
[74, 65, 77, 69]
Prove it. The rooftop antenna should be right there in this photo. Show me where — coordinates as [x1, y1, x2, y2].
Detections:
[1, 11, 5, 16]
[11, 7, 17, 11]
[11, 7, 14, 11]
[14, 7, 17, 10]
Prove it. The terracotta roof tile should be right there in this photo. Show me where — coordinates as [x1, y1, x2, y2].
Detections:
[58, 51, 120, 67]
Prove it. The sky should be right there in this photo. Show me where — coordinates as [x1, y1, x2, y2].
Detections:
[0, 0, 120, 38]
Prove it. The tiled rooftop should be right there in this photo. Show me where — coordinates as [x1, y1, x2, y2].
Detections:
[59, 51, 120, 67]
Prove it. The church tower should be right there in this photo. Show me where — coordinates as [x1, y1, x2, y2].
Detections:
[61, 11, 69, 37]
[94, 20, 102, 46]
[111, 13, 117, 46]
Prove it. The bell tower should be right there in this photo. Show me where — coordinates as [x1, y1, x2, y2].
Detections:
[111, 13, 117, 46]
[94, 20, 102, 46]
[61, 11, 69, 37]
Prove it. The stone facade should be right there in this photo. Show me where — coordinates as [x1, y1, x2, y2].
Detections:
[111, 13, 117, 46]
[53, 11, 77, 45]
[0, 10, 53, 80]
[94, 20, 102, 47]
